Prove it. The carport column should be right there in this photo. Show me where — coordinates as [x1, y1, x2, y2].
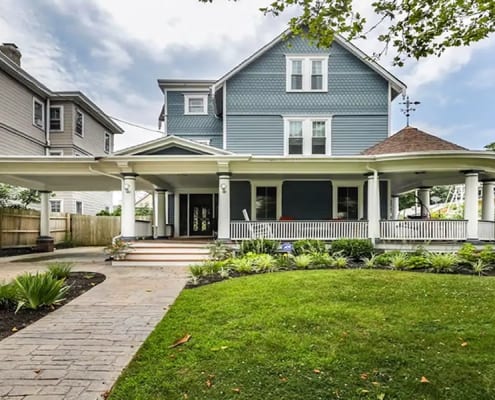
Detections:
[417, 187, 431, 218]
[367, 173, 380, 243]
[155, 189, 167, 238]
[121, 174, 137, 240]
[391, 195, 400, 220]
[464, 171, 479, 240]
[36, 190, 54, 252]
[481, 181, 495, 221]
[217, 173, 231, 240]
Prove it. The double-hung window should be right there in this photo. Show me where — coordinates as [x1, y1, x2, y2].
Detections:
[184, 94, 208, 115]
[75, 109, 84, 136]
[286, 55, 328, 92]
[33, 98, 44, 128]
[49, 105, 63, 131]
[284, 117, 331, 156]
[104, 133, 111, 153]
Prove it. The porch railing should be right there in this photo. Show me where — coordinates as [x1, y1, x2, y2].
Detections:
[380, 219, 467, 241]
[230, 220, 368, 241]
[478, 220, 495, 241]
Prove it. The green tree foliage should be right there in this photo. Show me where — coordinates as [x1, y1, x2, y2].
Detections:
[96, 205, 152, 217]
[200, 0, 495, 66]
[0, 184, 39, 209]
[484, 142, 495, 151]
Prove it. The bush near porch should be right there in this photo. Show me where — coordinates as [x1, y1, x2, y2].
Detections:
[109, 270, 495, 400]
[188, 240, 495, 287]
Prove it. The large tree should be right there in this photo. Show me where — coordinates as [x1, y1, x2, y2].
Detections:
[200, 0, 495, 66]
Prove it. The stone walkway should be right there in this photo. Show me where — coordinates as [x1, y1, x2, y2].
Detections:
[0, 250, 189, 399]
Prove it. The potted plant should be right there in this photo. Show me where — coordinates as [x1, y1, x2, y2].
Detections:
[104, 239, 132, 261]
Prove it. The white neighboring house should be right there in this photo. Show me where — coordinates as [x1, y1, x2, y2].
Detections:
[0, 43, 123, 215]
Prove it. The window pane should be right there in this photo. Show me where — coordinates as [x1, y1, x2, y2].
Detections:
[34, 102, 43, 127]
[188, 98, 204, 113]
[50, 108, 60, 119]
[312, 137, 326, 155]
[50, 200, 61, 213]
[311, 75, 323, 90]
[291, 75, 302, 90]
[312, 60, 322, 74]
[256, 187, 277, 220]
[289, 138, 303, 155]
[337, 187, 358, 219]
[75, 111, 83, 135]
[289, 121, 303, 137]
[312, 121, 326, 137]
[292, 60, 302, 74]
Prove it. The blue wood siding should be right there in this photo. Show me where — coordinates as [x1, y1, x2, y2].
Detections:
[332, 115, 389, 155]
[166, 91, 222, 136]
[227, 115, 283, 155]
[225, 36, 389, 155]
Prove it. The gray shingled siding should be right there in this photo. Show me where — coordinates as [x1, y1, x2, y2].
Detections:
[332, 115, 389, 155]
[167, 91, 222, 135]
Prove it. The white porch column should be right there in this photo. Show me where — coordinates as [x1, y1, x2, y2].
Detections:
[155, 189, 167, 238]
[217, 173, 231, 240]
[417, 187, 431, 218]
[391, 195, 400, 220]
[121, 174, 137, 240]
[367, 173, 380, 242]
[482, 181, 495, 221]
[39, 191, 51, 237]
[36, 190, 54, 252]
[464, 171, 479, 240]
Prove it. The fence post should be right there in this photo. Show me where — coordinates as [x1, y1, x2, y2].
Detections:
[0, 208, 3, 249]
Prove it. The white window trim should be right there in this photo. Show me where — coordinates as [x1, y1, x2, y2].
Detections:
[49, 105, 64, 132]
[184, 94, 208, 115]
[283, 116, 332, 156]
[75, 109, 84, 137]
[48, 150, 64, 156]
[286, 55, 328, 92]
[249, 180, 283, 221]
[194, 138, 211, 146]
[104, 132, 111, 153]
[49, 199, 63, 213]
[332, 180, 365, 220]
[32, 97, 45, 129]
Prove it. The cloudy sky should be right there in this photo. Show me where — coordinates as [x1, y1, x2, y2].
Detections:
[1, 0, 494, 150]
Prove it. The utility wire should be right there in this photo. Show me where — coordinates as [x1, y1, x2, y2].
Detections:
[110, 116, 163, 134]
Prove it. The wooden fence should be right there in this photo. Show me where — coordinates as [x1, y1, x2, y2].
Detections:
[0, 208, 121, 248]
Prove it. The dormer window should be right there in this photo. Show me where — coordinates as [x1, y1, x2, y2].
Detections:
[184, 94, 208, 115]
[33, 97, 44, 128]
[286, 55, 328, 92]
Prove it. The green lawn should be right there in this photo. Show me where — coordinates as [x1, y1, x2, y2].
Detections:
[109, 270, 495, 400]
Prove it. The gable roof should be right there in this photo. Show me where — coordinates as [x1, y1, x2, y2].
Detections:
[115, 135, 233, 156]
[362, 126, 467, 155]
[213, 29, 407, 98]
[0, 51, 123, 134]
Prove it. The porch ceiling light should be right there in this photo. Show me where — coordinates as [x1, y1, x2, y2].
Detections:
[124, 183, 131, 193]
[220, 183, 228, 193]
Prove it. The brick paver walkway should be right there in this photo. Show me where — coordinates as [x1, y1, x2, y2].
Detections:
[0, 254, 188, 399]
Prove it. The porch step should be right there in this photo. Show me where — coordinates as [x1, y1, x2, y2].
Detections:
[112, 240, 212, 267]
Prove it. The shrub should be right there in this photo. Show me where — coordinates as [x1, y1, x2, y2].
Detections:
[333, 256, 348, 269]
[479, 245, 495, 266]
[405, 255, 430, 270]
[230, 257, 254, 274]
[362, 254, 378, 269]
[310, 252, 334, 268]
[275, 253, 295, 269]
[292, 239, 326, 255]
[294, 254, 312, 269]
[239, 239, 279, 255]
[330, 239, 374, 260]
[374, 252, 398, 267]
[202, 260, 226, 275]
[457, 243, 479, 264]
[207, 241, 233, 261]
[0, 282, 16, 308]
[189, 264, 207, 278]
[428, 253, 458, 272]
[14, 272, 70, 313]
[390, 253, 409, 270]
[47, 262, 74, 279]
[471, 259, 491, 276]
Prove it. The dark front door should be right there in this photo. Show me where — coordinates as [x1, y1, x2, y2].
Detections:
[189, 194, 214, 236]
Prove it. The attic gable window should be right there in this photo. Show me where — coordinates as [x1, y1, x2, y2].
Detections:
[33, 97, 44, 129]
[286, 55, 328, 92]
[184, 94, 208, 115]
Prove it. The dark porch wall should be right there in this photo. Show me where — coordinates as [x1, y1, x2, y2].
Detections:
[282, 181, 332, 220]
[230, 181, 251, 220]
[363, 180, 389, 219]
[168, 193, 175, 225]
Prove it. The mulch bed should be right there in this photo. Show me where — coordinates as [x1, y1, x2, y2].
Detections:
[0, 271, 105, 341]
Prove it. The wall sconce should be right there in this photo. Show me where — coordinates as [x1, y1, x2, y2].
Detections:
[220, 183, 228, 194]
[124, 183, 131, 194]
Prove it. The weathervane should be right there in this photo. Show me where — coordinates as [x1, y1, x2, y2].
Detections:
[400, 96, 421, 126]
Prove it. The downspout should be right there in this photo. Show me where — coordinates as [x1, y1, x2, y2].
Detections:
[45, 98, 51, 154]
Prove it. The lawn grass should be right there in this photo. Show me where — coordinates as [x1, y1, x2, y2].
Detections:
[109, 270, 495, 400]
